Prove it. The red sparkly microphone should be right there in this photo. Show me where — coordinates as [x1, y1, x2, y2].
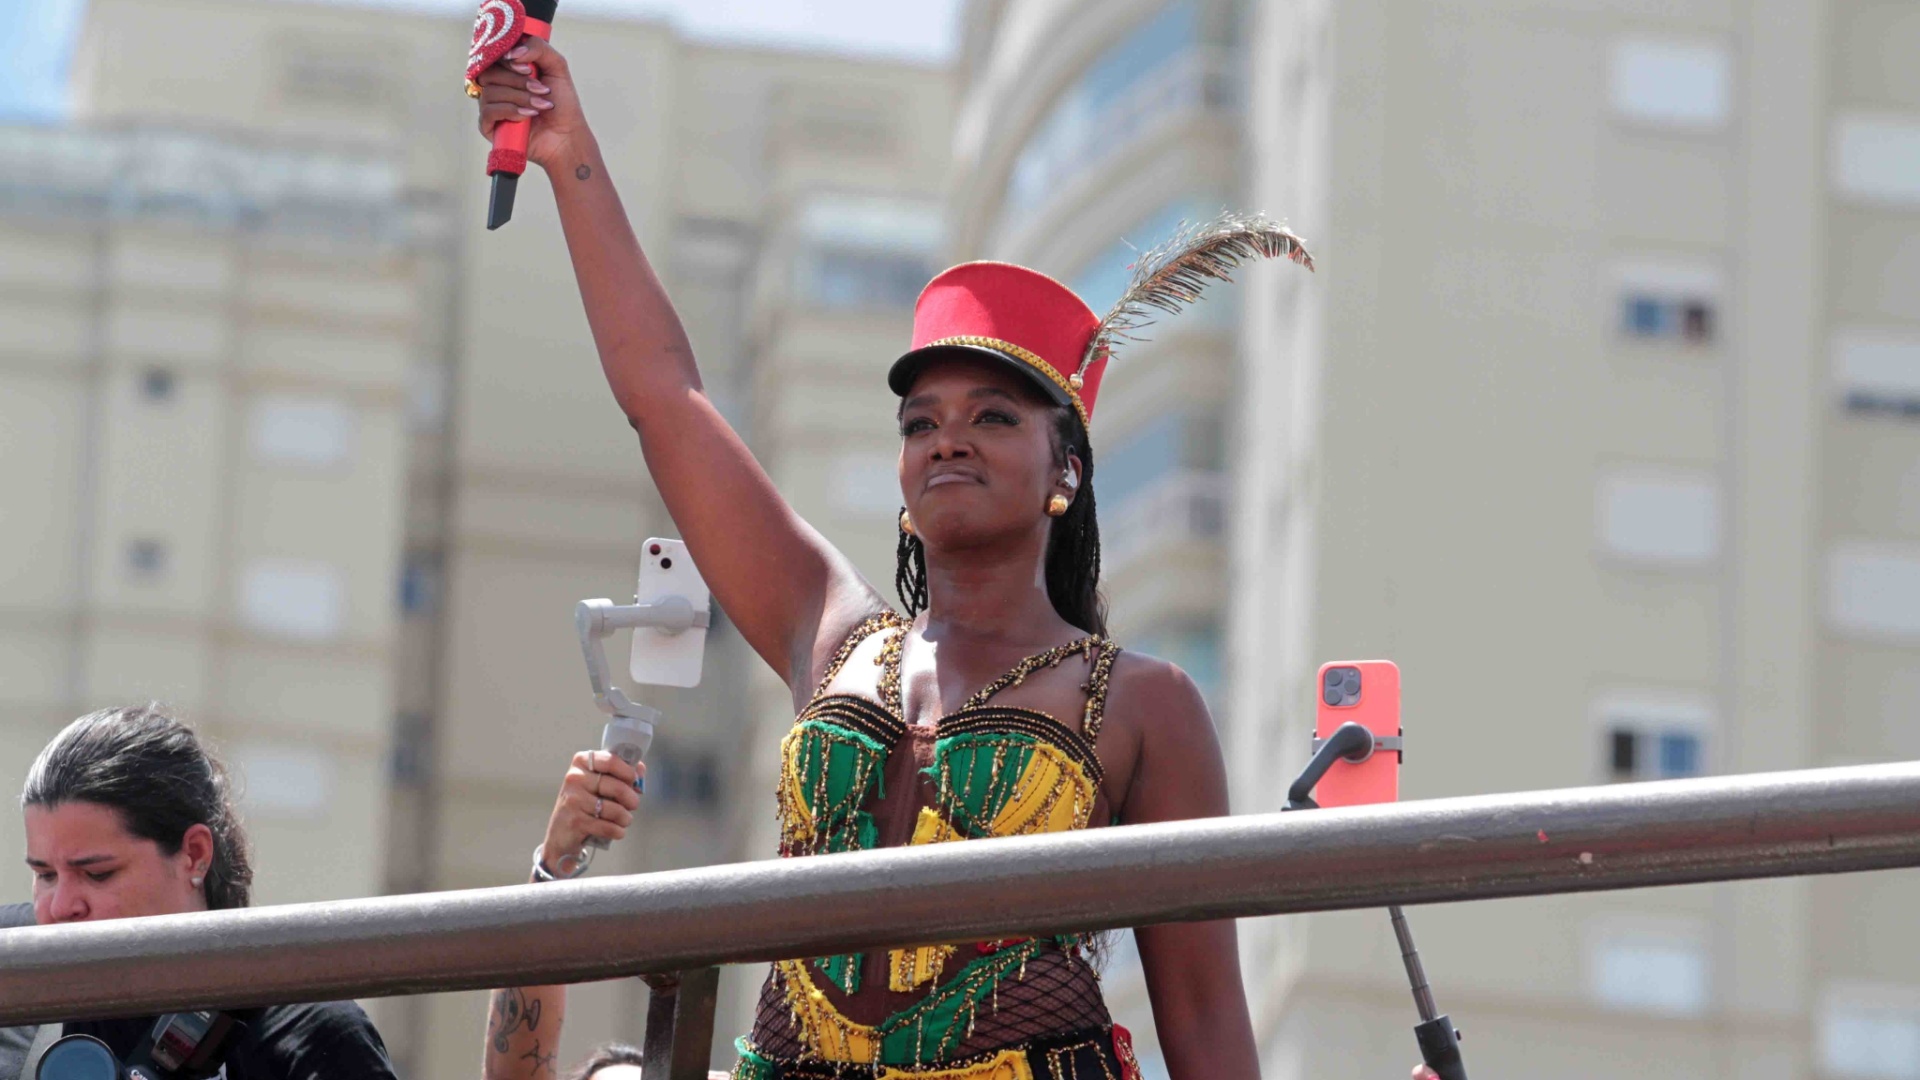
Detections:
[466, 0, 558, 229]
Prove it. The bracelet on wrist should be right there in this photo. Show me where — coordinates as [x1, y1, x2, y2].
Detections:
[531, 842, 593, 882]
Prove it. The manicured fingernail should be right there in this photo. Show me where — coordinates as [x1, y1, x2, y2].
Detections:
[517, 107, 539, 116]
[526, 79, 548, 93]
[532, 97, 553, 109]
[508, 45, 528, 59]
[510, 62, 532, 74]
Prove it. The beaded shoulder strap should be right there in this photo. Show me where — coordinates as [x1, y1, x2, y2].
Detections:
[810, 610, 909, 702]
[957, 636, 1123, 743]
[1080, 640, 1122, 745]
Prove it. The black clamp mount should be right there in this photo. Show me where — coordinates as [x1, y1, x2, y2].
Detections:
[1282, 722, 1468, 1080]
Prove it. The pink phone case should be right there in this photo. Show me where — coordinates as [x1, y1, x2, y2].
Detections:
[1314, 660, 1401, 807]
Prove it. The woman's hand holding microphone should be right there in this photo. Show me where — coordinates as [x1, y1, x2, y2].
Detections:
[473, 36, 590, 174]
[536, 750, 644, 880]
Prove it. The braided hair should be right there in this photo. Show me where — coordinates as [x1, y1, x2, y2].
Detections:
[897, 407, 1106, 635]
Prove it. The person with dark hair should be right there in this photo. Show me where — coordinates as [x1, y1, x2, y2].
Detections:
[0, 704, 400, 1080]
[563, 1043, 644, 1080]
[467, 37, 1323, 1080]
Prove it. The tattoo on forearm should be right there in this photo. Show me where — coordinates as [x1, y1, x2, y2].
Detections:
[576, 164, 591, 181]
[522, 1039, 558, 1078]
[487, 988, 544, 1055]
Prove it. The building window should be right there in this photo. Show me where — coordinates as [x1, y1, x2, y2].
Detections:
[1838, 333, 1920, 416]
[1831, 545, 1920, 641]
[250, 396, 355, 469]
[390, 712, 432, 786]
[1586, 919, 1710, 1016]
[126, 538, 168, 580]
[1608, 38, 1731, 129]
[792, 195, 941, 312]
[140, 367, 176, 402]
[1834, 115, 1920, 206]
[1614, 261, 1721, 346]
[1599, 696, 1711, 782]
[399, 552, 441, 617]
[650, 746, 722, 812]
[1821, 985, 1920, 1080]
[240, 559, 346, 641]
[231, 741, 337, 819]
[1597, 471, 1721, 565]
[1620, 294, 1715, 344]
[1003, 1, 1222, 223]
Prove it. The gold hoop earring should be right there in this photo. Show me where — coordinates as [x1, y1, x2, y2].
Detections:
[1046, 494, 1070, 517]
[899, 509, 916, 536]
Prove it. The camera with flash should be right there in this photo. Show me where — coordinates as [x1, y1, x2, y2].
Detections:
[36, 1011, 240, 1080]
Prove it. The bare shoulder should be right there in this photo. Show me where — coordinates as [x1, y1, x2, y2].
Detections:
[1095, 646, 1226, 820]
[1102, 646, 1215, 742]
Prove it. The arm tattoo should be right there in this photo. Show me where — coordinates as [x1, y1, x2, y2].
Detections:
[522, 1039, 559, 1079]
[575, 164, 591, 181]
[488, 988, 544, 1055]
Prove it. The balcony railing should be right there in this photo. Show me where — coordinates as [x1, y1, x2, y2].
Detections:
[3, 761, 1920, 1078]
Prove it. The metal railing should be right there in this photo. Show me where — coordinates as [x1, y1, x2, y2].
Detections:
[4, 761, 1920, 1072]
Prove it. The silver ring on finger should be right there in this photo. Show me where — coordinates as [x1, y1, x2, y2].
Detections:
[594, 772, 607, 799]
[593, 796, 604, 820]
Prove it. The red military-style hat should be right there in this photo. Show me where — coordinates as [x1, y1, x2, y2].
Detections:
[887, 262, 1108, 429]
[887, 218, 1314, 431]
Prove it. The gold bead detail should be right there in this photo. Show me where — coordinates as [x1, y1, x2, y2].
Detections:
[1068, 372, 1085, 390]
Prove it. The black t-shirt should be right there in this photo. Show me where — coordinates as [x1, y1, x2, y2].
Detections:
[0, 1001, 397, 1080]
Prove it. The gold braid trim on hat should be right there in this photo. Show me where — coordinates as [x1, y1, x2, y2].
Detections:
[923, 335, 1090, 428]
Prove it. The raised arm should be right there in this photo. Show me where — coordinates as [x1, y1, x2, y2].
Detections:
[482, 751, 642, 1080]
[474, 40, 883, 688]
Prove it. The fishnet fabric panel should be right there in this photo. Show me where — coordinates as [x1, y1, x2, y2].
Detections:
[745, 946, 1111, 1063]
[947, 947, 1112, 1057]
[749, 967, 809, 1059]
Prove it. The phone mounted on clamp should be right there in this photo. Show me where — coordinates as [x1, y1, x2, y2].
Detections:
[573, 563, 711, 855]
[1283, 685, 1468, 1080]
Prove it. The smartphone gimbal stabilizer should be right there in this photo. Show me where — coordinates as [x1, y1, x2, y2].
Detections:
[1283, 722, 1468, 1080]
[573, 592, 711, 857]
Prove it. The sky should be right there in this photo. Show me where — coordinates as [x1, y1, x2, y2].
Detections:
[0, 0, 962, 121]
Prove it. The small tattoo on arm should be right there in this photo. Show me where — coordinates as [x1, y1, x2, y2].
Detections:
[487, 988, 543, 1055]
[575, 164, 591, 181]
[522, 1039, 558, 1078]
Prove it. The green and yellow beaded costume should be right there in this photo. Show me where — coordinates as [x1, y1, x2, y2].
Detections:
[737, 613, 1133, 1080]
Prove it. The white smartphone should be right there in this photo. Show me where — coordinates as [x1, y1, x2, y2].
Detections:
[628, 537, 711, 687]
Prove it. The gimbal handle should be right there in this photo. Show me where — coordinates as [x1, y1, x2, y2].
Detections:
[1282, 721, 1375, 811]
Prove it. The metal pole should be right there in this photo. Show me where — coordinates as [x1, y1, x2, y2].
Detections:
[641, 968, 719, 1080]
[3, 762, 1920, 1023]
[1388, 905, 1437, 1023]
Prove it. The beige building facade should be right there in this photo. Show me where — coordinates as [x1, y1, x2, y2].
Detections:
[0, 124, 424, 916]
[953, 1, 1920, 1078]
[23, 0, 951, 1076]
